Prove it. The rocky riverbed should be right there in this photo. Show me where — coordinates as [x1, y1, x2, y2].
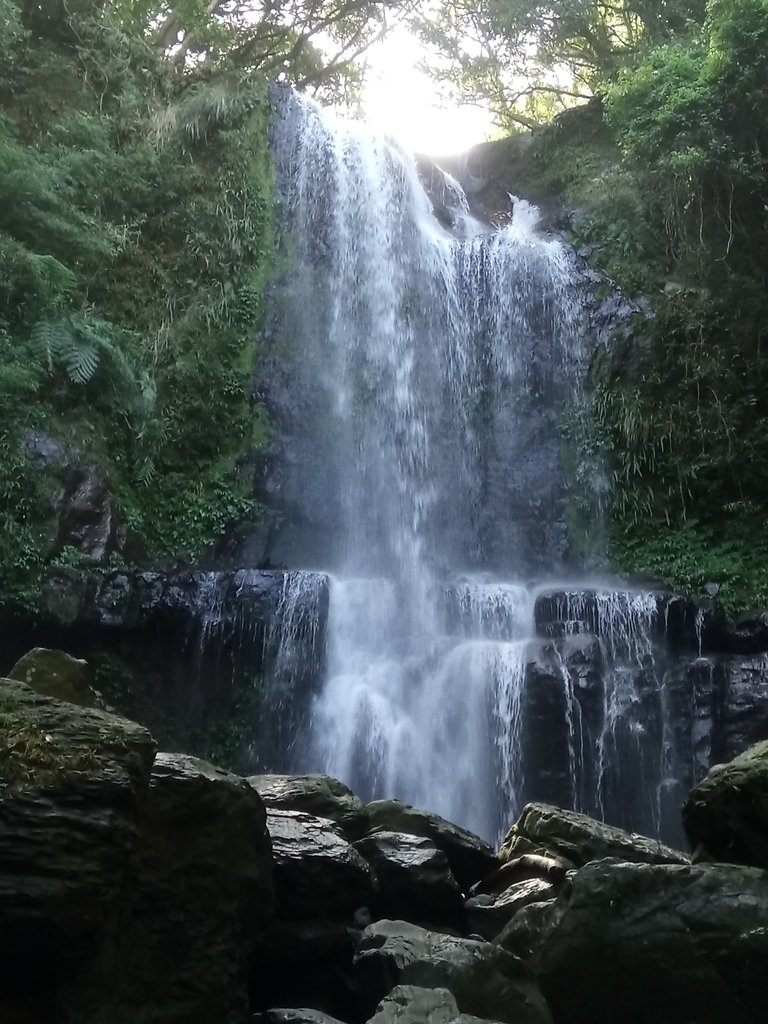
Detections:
[1, 650, 767, 1023]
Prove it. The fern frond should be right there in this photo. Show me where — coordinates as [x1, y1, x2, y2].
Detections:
[26, 254, 77, 310]
[62, 340, 99, 384]
[134, 456, 157, 487]
[31, 316, 75, 373]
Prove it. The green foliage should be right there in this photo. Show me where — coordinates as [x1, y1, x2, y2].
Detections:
[417, 0, 708, 131]
[471, 3, 768, 608]
[191, 674, 264, 772]
[114, 0, 409, 103]
[0, 0, 278, 613]
[605, 0, 768, 280]
[612, 520, 768, 616]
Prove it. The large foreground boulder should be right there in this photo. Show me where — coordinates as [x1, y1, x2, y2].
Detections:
[500, 802, 688, 867]
[354, 919, 552, 1024]
[250, 773, 369, 840]
[0, 680, 274, 1024]
[110, 753, 274, 1024]
[366, 800, 498, 891]
[0, 678, 156, 1020]
[683, 739, 768, 867]
[535, 860, 768, 1024]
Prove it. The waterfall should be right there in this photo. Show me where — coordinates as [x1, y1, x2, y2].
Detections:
[259, 89, 690, 846]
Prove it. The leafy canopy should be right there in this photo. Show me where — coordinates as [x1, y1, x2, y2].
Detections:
[416, 0, 707, 131]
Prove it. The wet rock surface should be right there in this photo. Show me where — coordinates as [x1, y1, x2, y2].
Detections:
[367, 984, 506, 1024]
[535, 860, 768, 1024]
[267, 808, 374, 918]
[254, 1011, 347, 1024]
[465, 878, 556, 942]
[112, 753, 274, 1024]
[354, 919, 553, 1024]
[355, 831, 464, 926]
[251, 773, 369, 840]
[365, 799, 498, 892]
[500, 802, 688, 867]
[0, 680, 274, 1023]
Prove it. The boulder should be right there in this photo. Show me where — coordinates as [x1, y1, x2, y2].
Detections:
[365, 799, 498, 892]
[367, 984, 506, 1024]
[0, 678, 156, 1018]
[683, 739, 768, 867]
[250, 773, 369, 840]
[8, 647, 103, 708]
[109, 753, 274, 1024]
[253, 1010, 347, 1024]
[494, 900, 558, 960]
[500, 803, 688, 867]
[354, 919, 552, 1024]
[267, 808, 374, 918]
[355, 831, 464, 926]
[465, 878, 556, 942]
[536, 860, 768, 1024]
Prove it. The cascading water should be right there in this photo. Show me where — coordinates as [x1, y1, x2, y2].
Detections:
[259, 88, 691, 846]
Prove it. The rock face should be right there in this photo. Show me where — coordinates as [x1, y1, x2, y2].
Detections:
[355, 831, 464, 926]
[7, 646, 103, 708]
[365, 799, 498, 892]
[54, 463, 121, 561]
[718, 656, 768, 758]
[500, 802, 688, 867]
[354, 919, 553, 1024]
[535, 861, 768, 1024]
[724, 609, 768, 654]
[0, 680, 274, 1024]
[1, 567, 330, 768]
[683, 739, 768, 867]
[250, 773, 369, 840]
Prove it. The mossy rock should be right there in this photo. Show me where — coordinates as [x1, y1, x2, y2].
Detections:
[683, 740, 768, 868]
[0, 676, 151, 790]
[8, 647, 104, 709]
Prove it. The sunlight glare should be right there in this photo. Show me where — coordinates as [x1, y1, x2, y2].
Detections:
[362, 27, 494, 157]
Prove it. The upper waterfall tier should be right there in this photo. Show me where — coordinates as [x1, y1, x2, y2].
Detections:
[266, 87, 588, 579]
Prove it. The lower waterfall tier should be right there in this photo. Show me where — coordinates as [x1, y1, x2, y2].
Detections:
[15, 566, 768, 850]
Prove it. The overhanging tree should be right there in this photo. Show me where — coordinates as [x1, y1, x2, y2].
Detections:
[415, 0, 707, 132]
